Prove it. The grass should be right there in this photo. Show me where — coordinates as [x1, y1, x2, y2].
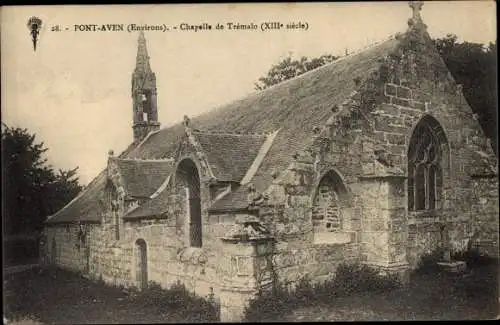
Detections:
[244, 258, 499, 322]
[286, 260, 498, 321]
[244, 262, 402, 322]
[4, 256, 498, 323]
[3, 267, 218, 324]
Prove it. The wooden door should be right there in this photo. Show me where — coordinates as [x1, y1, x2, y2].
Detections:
[136, 240, 148, 290]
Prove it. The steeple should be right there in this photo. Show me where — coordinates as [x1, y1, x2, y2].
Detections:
[135, 31, 152, 73]
[131, 31, 160, 142]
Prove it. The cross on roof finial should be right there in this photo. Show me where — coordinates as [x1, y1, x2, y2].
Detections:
[183, 115, 191, 128]
[409, 1, 424, 20]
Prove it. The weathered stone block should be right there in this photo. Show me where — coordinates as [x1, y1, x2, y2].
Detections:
[396, 86, 412, 99]
[392, 97, 411, 107]
[412, 101, 426, 111]
[386, 133, 406, 146]
[374, 117, 407, 134]
[377, 103, 400, 116]
[384, 83, 397, 96]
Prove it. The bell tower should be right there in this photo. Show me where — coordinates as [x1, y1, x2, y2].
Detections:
[132, 31, 160, 142]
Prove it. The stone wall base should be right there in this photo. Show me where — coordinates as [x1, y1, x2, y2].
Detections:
[219, 287, 256, 322]
[363, 262, 411, 286]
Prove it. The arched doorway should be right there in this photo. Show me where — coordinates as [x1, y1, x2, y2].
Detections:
[135, 239, 148, 290]
[175, 159, 202, 248]
[407, 115, 449, 211]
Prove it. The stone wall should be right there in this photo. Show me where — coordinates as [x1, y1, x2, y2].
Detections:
[46, 224, 92, 273]
[253, 155, 362, 287]
[249, 39, 499, 278]
[48, 212, 235, 300]
[92, 217, 234, 297]
[469, 176, 499, 256]
[218, 238, 264, 322]
[367, 63, 498, 267]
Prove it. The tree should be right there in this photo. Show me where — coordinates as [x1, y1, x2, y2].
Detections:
[434, 34, 497, 156]
[1, 126, 82, 235]
[254, 53, 339, 91]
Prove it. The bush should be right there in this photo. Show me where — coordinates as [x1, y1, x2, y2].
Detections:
[139, 281, 219, 322]
[414, 247, 498, 275]
[293, 275, 316, 303]
[413, 249, 443, 275]
[244, 283, 292, 322]
[244, 262, 401, 322]
[452, 249, 497, 268]
[332, 262, 400, 295]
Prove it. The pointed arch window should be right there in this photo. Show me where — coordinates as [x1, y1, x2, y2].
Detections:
[176, 159, 202, 248]
[313, 184, 342, 232]
[408, 120, 444, 211]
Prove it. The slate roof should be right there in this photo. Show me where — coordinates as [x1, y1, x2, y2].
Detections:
[192, 131, 267, 182]
[48, 34, 401, 223]
[115, 158, 174, 198]
[130, 36, 400, 192]
[46, 142, 138, 224]
[123, 181, 171, 220]
[208, 186, 249, 212]
[46, 171, 108, 224]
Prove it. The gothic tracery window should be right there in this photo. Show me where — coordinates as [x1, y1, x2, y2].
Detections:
[408, 117, 445, 211]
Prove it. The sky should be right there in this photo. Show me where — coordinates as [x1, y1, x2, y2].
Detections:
[1, 1, 496, 185]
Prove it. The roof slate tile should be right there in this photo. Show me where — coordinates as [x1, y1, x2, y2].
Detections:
[48, 36, 401, 223]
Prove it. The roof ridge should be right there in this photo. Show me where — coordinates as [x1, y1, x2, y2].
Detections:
[165, 32, 402, 133]
[117, 157, 174, 162]
[149, 175, 171, 199]
[241, 129, 281, 185]
[191, 130, 267, 137]
[211, 184, 232, 205]
[126, 129, 162, 158]
[250, 32, 401, 96]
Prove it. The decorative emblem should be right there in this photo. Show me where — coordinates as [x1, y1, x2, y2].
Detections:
[27, 16, 42, 51]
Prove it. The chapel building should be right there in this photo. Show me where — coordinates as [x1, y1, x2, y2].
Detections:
[44, 3, 498, 321]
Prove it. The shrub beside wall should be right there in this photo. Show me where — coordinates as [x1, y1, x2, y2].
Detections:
[244, 262, 401, 322]
[136, 281, 220, 322]
[413, 247, 498, 275]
